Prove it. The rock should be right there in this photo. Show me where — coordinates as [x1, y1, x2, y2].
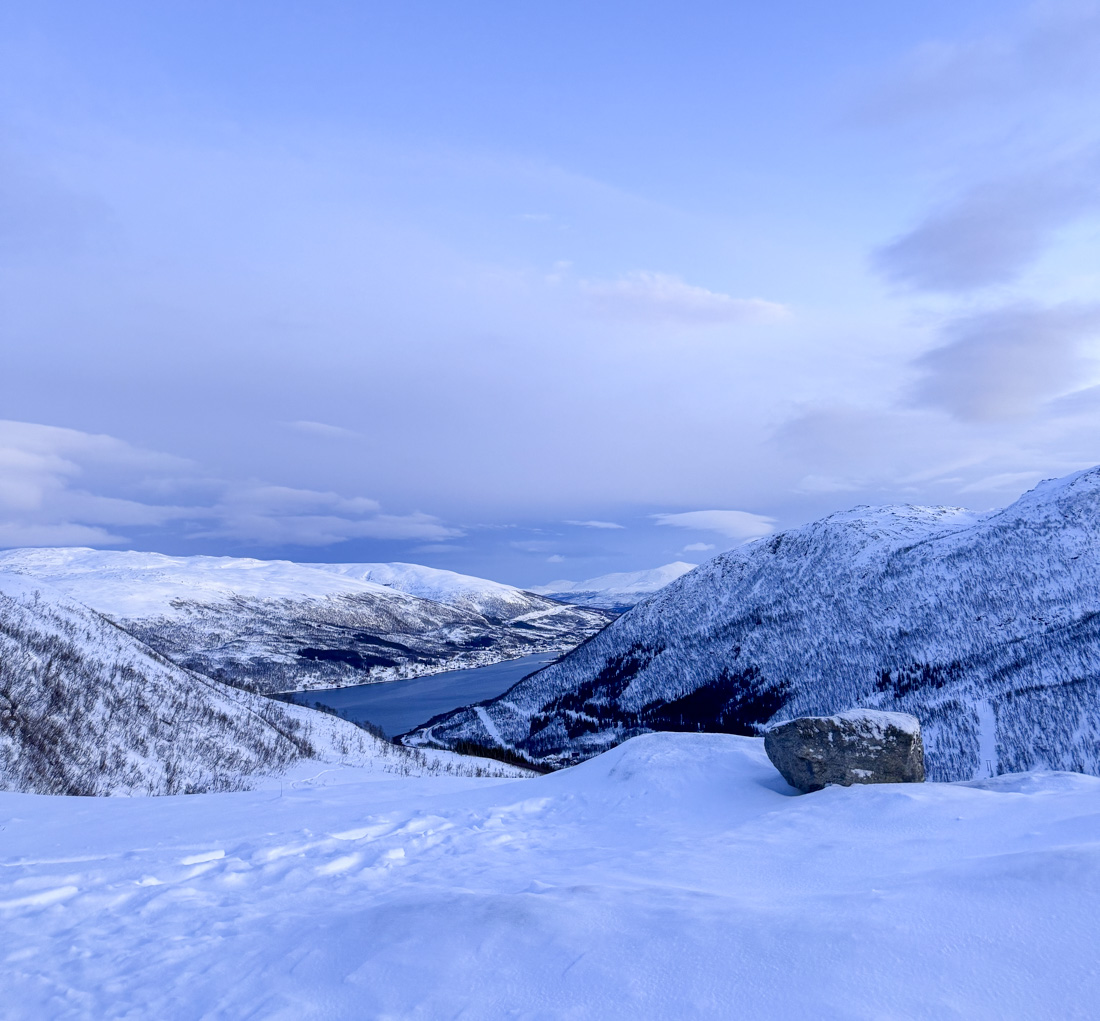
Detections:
[764, 709, 924, 793]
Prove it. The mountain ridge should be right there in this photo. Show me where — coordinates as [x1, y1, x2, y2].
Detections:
[0, 549, 612, 694]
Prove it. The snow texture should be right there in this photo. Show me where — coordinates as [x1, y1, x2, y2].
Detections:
[1, 732, 1098, 1018]
[0, 549, 611, 694]
[405, 466, 1100, 780]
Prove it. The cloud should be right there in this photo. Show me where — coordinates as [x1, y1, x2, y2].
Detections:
[546, 554, 565, 563]
[681, 542, 715, 552]
[0, 420, 460, 550]
[873, 158, 1100, 292]
[288, 420, 362, 439]
[866, 1, 1100, 120]
[911, 303, 1100, 420]
[565, 519, 624, 530]
[957, 471, 1045, 494]
[653, 510, 775, 541]
[581, 272, 789, 326]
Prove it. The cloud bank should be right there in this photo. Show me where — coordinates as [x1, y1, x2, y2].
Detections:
[0, 420, 458, 551]
[653, 510, 775, 542]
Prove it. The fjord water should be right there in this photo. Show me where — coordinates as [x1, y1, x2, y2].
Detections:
[288, 653, 557, 737]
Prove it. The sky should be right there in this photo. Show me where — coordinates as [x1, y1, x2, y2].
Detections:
[2, 0, 1100, 585]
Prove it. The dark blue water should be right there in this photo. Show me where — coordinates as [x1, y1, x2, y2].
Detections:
[288, 653, 556, 738]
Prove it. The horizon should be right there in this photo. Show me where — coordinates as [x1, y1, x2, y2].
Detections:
[4, 1, 1100, 587]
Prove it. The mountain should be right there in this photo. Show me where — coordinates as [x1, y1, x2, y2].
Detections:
[403, 466, 1100, 781]
[529, 562, 697, 611]
[0, 549, 611, 695]
[0, 572, 516, 796]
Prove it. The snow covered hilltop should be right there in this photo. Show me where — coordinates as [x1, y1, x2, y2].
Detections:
[0, 550, 611, 695]
[405, 465, 1100, 780]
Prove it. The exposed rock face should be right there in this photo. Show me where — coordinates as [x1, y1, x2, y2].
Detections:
[764, 709, 924, 793]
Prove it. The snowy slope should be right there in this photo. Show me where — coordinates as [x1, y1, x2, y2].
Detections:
[307, 561, 543, 617]
[2, 731, 1099, 1018]
[0, 549, 611, 694]
[0, 573, 525, 796]
[405, 467, 1100, 780]
[530, 561, 696, 610]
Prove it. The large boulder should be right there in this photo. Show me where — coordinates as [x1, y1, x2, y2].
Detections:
[764, 709, 924, 793]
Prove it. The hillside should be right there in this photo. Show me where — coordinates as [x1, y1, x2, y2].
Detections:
[404, 467, 1100, 780]
[530, 562, 697, 611]
[0, 573, 523, 796]
[0, 550, 611, 694]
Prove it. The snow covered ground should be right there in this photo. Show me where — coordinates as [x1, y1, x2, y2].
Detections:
[2, 732, 1097, 1019]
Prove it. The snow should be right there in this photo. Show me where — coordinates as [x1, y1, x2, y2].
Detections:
[0, 549, 559, 619]
[306, 561, 532, 611]
[974, 699, 998, 779]
[0, 548, 403, 618]
[2, 731, 1098, 1018]
[829, 708, 922, 736]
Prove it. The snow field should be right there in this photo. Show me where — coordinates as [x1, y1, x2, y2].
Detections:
[2, 732, 1098, 1019]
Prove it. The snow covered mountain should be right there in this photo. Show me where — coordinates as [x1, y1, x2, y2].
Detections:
[529, 562, 697, 611]
[404, 466, 1100, 781]
[0, 550, 611, 695]
[0, 572, 516, 796]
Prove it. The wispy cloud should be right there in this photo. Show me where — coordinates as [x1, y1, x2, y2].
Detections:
[873, 155, 1100, 292]
[288, 420, 362, 440]
[0, 420, 459, 550]
[581, 272, 789, 326]
[565, 519, 624, 530]
[653, 509, 775, 541]
[681, 542, 715, 552]
[911, 303, 1100, 420]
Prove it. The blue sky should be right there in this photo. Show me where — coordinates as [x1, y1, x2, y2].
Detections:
[3, 0, 1100, 584]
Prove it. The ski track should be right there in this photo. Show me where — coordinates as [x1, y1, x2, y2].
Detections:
[975, 699, 999, 780]
[474, 705, 509, 749]
[2, 733, 1100, 1019]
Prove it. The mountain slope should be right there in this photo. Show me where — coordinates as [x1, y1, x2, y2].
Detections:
[0, 550, 611, 694]
[403, 467, 1100, 780]
[530, 562, 697, 611]
[0, 573, 528, 796]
